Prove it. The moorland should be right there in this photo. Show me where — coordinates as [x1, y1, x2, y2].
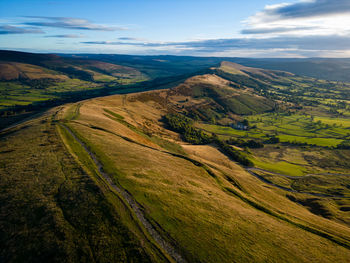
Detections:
[1, 51, 350, 262]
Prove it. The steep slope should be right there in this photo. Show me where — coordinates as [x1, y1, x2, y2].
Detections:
[0, 108, 166, 263]
[50, 92, 350, 262]
[1, 90, 350, 262]
[168, 73, 275, 119]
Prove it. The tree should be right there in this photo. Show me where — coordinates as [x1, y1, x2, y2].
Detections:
[242, 119, 249, 126]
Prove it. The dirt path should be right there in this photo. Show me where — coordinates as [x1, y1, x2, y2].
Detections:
[61, 124, 186, 263]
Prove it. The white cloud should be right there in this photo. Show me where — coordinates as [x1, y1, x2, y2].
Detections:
[243, 0, 350, 38]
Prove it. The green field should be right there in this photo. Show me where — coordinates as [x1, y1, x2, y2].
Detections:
[251, 158, 308, 177]
[197, 113, 350, 147]
[0, 79, 102, 110]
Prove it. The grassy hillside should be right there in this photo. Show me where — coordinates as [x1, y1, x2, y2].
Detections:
[1, 58, 350, 262]
[0, 51, 152, 129]
[2, 86, 346, 261]
[167, 73, 275, 119]
[0, 108, 168, 262]
[181, 62, 350, 226]
[0, 51, 226, 130]
[43, 92, 349, 262]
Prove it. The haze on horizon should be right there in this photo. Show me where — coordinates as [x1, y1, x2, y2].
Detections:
[1, 0, 350, 58]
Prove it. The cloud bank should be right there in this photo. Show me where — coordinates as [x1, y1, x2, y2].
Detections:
[264, 0, 350, 20]
[82, 35, 350, 53]
[24, 16, 126, 31]
[0, 25, 44, 34]
[244, 0, 350, 37]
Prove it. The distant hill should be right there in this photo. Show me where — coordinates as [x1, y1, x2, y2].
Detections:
[0, 50, 150, 128]
[230, 57, 350, 83]
[0, 62, 70, 81]
[62, 53, 350, 82]
[168, 73, 275, 119]
[0, 50, 145, 82]
[2, 50, 350, 130]
[61, 53, 224, 79]
[3, 49, 350, 81]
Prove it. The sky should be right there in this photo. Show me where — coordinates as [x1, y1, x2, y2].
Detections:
[1, 0, 350, 57]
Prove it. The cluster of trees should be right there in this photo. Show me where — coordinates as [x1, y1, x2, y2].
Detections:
[164, 113, 211, 144]
[283, 141, 316, 147]
[264, 136, 280, 144]
[212, 136, 254, 167]
[20, 78, 58, 89]
[337, 140, 350, 149]
[164, 113, 254, 167]
[226, 137, 264, 149]
[55, 66, 94, 81]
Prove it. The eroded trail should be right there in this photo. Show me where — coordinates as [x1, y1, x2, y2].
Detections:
[61, 124, 186, 263]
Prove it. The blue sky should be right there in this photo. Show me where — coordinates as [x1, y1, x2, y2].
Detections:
[1, 0, 350, 57]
